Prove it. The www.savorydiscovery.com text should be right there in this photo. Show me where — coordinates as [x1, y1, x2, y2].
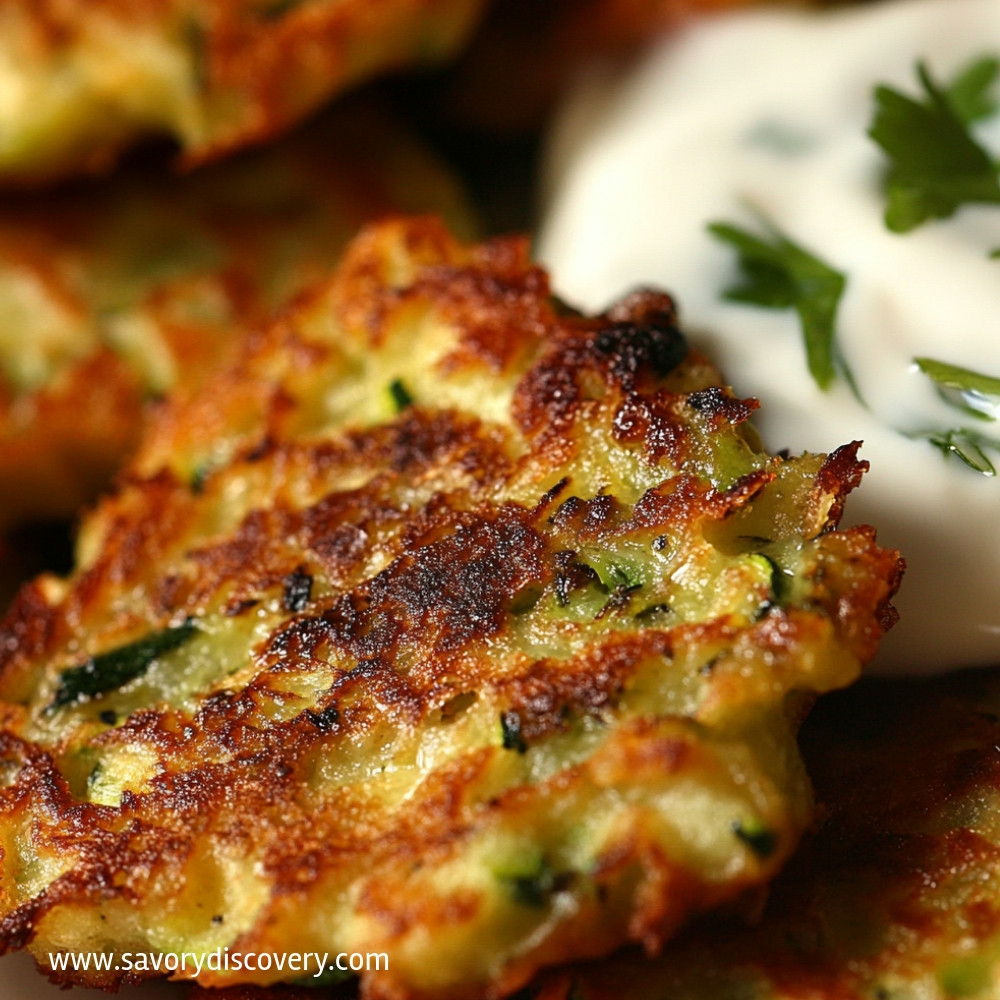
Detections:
[48, 947, 388, 977]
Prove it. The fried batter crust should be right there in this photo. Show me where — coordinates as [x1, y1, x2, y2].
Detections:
[0, 219, 901, 999]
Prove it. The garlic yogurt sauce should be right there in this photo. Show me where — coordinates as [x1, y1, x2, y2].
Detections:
[539, 0, 1000, 673]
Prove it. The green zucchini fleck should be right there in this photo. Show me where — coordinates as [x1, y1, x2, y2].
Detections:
[51, 619, 198, 710]
[732, 818, 777, 859]
[591, 557, 643, 593]
[938, 954, 993, 998]
[388, 378, 414, 413]
[500, 710, 528, 754]
[498, 856, 556, 908]
[190, 461, 211, 494]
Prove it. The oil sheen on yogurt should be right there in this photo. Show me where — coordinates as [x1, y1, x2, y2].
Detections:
[539, 0, 1000, 673]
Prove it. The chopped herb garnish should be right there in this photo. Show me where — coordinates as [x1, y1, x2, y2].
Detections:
[732, 818, 777, 859]
[708, 219, 847, 390]
[745, 119, 816, 156]
[905, 358, 1000, 474]
[868, 58, 1000, 233]
[388, 378, 413, 413]
[500, 710, 528, 753]
[914, 356, 1000, 419]
[51, 619, 198, 710]
[908, 427, 1000, 476]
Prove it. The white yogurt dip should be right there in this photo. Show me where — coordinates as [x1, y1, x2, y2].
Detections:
[539, 0, 1000, 673]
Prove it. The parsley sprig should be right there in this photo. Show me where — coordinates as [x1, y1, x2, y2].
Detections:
[707, 56, 1000, 479]
[907, 427, 1000, 477]
[868, 57, 1000, 232]
[708, 219, 848, 391]
[909, 356, 1000, 476]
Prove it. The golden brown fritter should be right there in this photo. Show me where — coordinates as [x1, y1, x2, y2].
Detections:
[0, 102, 472, 532]
[0, 0, 486, 186]
[0, 219, 901, 999]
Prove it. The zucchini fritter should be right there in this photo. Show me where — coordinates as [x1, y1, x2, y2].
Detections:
[0, 0, 486, 186]
[0, 219, 901, 999]
[0, 103, 472, 531]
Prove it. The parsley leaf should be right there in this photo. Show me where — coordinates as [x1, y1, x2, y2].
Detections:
[868, 59, 1000, 233]
[946, 55, 1000, 125]
[708, 220, 847, 390]
[907, 358, 1000, 476]
[914, 356, 1000, 402]
[914, 356, 1000, 420]
[908, 427, 1000, 477]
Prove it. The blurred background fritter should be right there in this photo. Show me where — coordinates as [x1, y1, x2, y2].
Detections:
[0, 99, 473, 536]
[0, 0, 488, 185]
